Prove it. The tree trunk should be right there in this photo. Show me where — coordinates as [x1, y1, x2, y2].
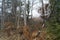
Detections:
[11, 0, 17, 28]
[24, 0, 27, 26]
[1, 0, 5, 29]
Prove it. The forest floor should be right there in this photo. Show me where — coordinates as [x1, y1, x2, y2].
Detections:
[0, 27, 47, 40]
[0, 30, 23, 40]
[0, 20, 47, 40]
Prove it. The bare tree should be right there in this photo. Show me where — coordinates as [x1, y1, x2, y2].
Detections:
[24, 0, 27, 26]
[11, 0, 17, 27]
[31, 0, 34, 19]
[1, 0, 5, 29]
[38, 0, 45, 28]
[17, 0, 21, 28]
[41, 0, 49, 28]
[26, 0, 30, 21]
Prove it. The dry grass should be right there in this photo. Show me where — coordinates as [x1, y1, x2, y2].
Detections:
[0, 27, 47, 40]
[0, 21, 47, 40]
[0, 29, 24, 40]
[0, 28, 46, 40]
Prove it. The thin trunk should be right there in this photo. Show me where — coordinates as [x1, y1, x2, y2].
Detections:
[41, 0, 45, 28]
[27, 0, 30, 21]
[31, 0, 34, 19]
[11, 0, 17, 28]
[1, 0, 5, 29]
[24, 0, 27, 26]
[17, 0, 21, 28]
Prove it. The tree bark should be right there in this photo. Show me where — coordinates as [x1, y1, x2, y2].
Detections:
[24, 0, 27, 26]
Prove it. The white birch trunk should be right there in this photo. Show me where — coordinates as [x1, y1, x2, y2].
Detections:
[24, 0, 27, 26]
